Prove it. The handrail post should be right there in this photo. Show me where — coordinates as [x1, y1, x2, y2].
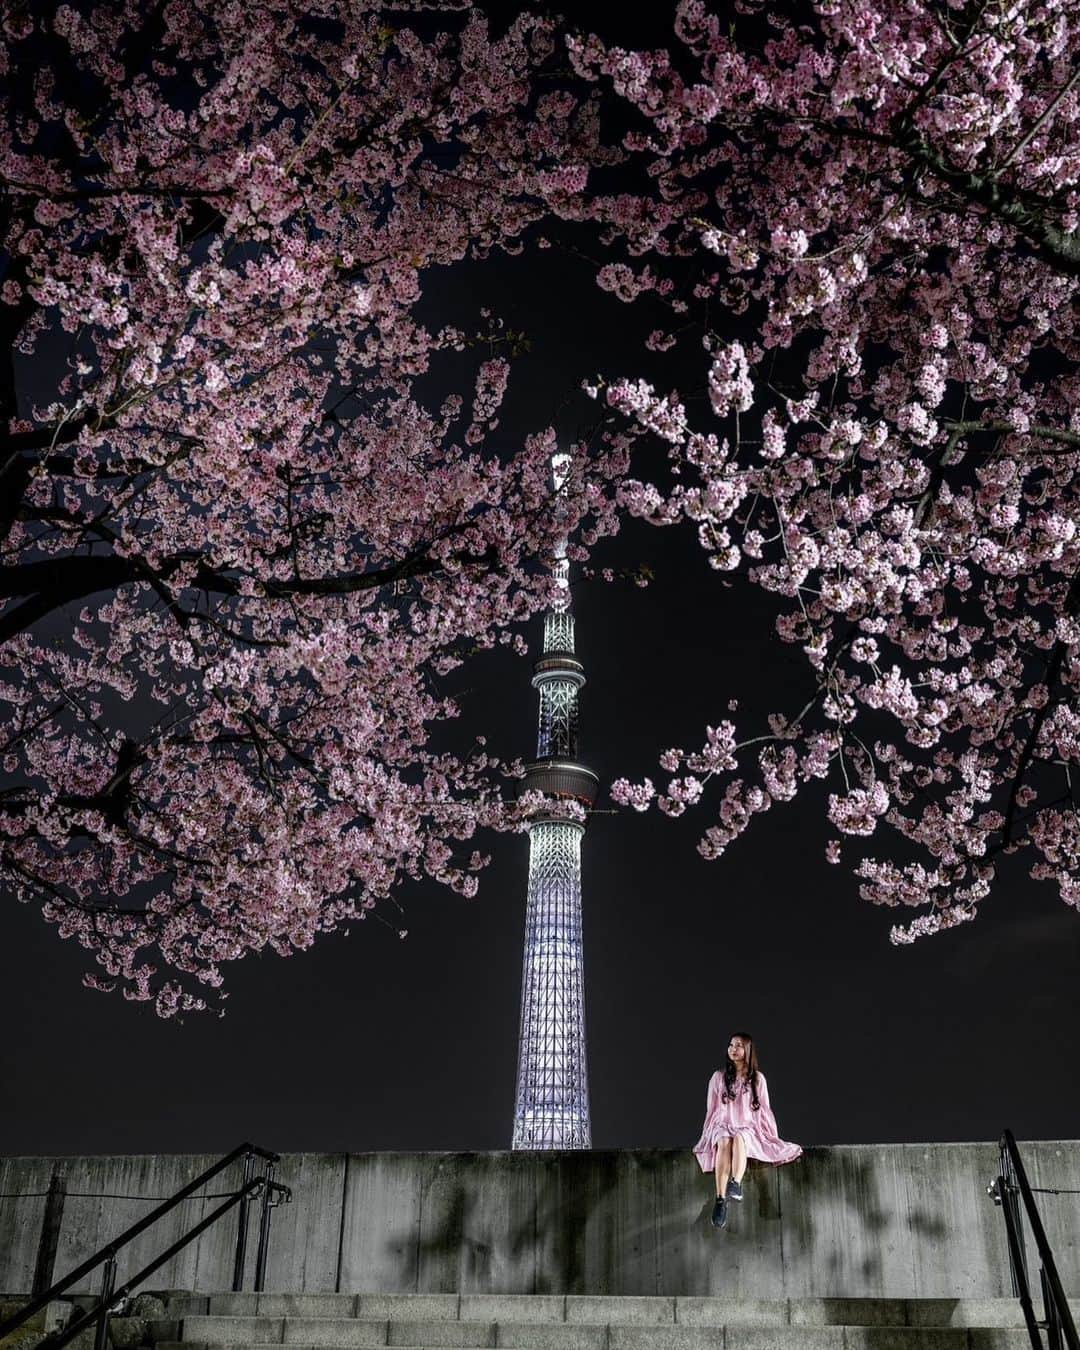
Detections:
[999, 1179, 1041, 1350]
[232, 1149, 257, 1291]
[1000, 1137, 1030, 1298]
[93, 1253, 116, 1350]
[998, 1130, 1080, 1350]
[0, 1141, 257, 1343]
[253, 1163, 276, 1293]
[33, 1181, 263, 1350]
[997, 1139, 1040, 1350]
[1006, 1129, 1080, 1350]
[1042, 1267, 1063, 1350]
[0, 1140, 285, 1350]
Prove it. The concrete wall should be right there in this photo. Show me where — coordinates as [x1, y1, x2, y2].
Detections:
[2, 1144, 1077, 1300]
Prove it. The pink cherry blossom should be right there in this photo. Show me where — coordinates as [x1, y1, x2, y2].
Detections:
[5, 0, 1080, 1012]
[576, 0, 1080, 944]
[0, 0, 629, 1013]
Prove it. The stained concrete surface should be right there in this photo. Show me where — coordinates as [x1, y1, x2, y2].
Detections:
[1, 1144, 1077, 1298]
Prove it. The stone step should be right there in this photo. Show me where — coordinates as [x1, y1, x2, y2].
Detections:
[155, 1333, 1032, 1350]
[163, 1297, 1080, 1331]
[169, 1317, 1042, 1350]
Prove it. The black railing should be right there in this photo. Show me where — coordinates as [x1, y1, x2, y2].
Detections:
[0, 1143, 291, 1350]
[988, 1129, 1079, 1350]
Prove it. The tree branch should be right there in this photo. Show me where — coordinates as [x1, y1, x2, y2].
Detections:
[0, 537, 496, 642]
[2, 177, 231, 204]
[946, 420, 1080, 450]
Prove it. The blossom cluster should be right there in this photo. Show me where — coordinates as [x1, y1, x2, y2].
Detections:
[575, 0, 1080, 941]
[0, 0, 625, 1012]
[4, 0, 1080, 1011]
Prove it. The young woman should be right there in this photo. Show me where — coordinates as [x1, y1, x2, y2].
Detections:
[692, 1032, 802, 1229]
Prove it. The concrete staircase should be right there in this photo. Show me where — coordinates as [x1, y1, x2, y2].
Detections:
[117, 1291, 1079, 1350]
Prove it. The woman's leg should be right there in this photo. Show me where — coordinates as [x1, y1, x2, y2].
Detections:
[713, 1137, 732, 1197]
[731, 1135, 748, 1184]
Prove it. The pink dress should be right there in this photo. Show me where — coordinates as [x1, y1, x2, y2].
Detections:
[692, 1069, 802, 1171]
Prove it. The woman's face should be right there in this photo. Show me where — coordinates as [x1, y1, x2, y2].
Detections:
[728, 1036, 747, 1065]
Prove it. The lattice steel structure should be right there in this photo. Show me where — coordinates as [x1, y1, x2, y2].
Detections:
[511, 460, 598, 1151]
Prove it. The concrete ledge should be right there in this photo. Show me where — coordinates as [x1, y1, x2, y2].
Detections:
[182, 1319, 285, 1345]
[720, 1332, 845, 1350]
[286, 1323, 388, 1348]
[3, 1144, 1079, 1298]
[608, 1330, 729, 1350]
[170, 1317, 1015, 1350]
[150, 1341, 1028, 1350]
[357, 1297, 459, 1322]
[567, 1300, 674, 1327]
[491, 1329, 600, 1350]
[251, 1301, 358, 1322]
[966, 1334, 1031, 1350]
[460, 1300, 566, 1326]
[386, 1325, 490, 1349]
[840, 1335, 965, 1350]
[675, 1301, 785, 1327]
[792, 1303, 911, 1328]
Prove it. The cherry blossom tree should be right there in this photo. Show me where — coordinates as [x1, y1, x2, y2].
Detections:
[575, 0, 1080, 940]
[0, 0, 627, 1013]
[5, 0, 1080, 1015]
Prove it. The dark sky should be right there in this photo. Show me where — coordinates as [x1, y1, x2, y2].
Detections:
[1, 2, 1078, 1160]
[2, 513, 1078, 1157]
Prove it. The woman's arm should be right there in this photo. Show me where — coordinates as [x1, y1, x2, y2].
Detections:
[756, 1071, 770, 1110]
[705, 1070, 720, 1117]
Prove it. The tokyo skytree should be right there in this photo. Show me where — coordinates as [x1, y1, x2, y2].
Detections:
[511, 454, 598, 1151]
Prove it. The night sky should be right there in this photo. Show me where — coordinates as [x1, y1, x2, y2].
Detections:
[1, 2, 1079, 1161]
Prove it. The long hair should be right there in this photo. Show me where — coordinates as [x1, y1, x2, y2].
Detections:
[721, 1031, 761, 1111]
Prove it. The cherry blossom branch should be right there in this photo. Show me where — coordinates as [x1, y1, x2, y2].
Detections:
[745, 103, 1080, 275]
[1, 176, 231, 204]
[997, 66, 1080, 172]
[946, 421, 1080, 450]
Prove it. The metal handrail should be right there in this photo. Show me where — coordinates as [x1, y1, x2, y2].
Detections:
[989, 1129, 1080, 1350]
[0, 1142, 289, 1350]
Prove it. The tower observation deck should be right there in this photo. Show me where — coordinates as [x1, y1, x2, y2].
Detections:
[511, 455, 598, 1151]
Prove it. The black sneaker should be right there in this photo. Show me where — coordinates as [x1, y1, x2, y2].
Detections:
[726, 1179, 744, 1202]
[710, 1195, 728, 1229]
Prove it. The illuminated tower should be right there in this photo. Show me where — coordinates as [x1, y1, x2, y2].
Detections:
[511, 455, 598, 1150]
